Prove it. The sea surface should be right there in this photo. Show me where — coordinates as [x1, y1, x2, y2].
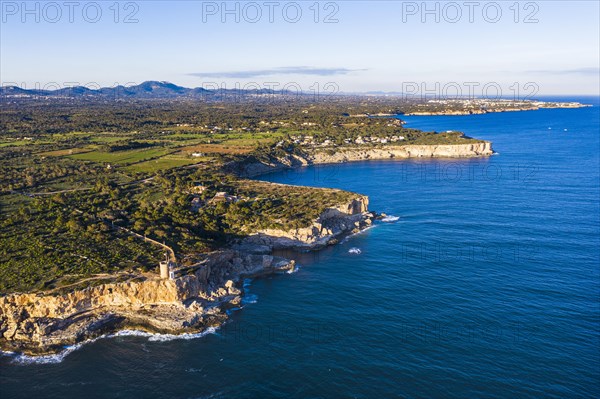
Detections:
[1, 96, 599, 398]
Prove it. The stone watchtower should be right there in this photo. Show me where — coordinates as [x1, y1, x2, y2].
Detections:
[159, 253, 176, 280]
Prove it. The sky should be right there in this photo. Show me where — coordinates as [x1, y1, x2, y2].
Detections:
[1, 0, 599, 96]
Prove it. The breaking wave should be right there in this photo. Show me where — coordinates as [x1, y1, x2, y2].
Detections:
[241, 294, 258, 305]
[286, 264, 301, 274]
[5, 327, 219, 365]
[341, 224, 377, 243]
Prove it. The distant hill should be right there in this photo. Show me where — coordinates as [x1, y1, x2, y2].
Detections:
[0, 81, 302, 100]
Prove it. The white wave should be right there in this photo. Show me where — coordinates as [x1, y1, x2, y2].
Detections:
[348, 247, 362, 254]
[7, 327, 219, 365]
[381, 215, 400, 222]
[241, 278, 258, 304]
[356, 225, 376, 234]
[110, 329, 155, 338]
[241, 294, 258, 305]
[11, 340, 91, 365]
[146, 327, 218, 342]
[341, 224, 377, 243]
[186, 367, 205, 373]
[286, 264, 301, 274]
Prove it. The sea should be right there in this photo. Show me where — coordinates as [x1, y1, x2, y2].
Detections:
[1, 96, 598, 399]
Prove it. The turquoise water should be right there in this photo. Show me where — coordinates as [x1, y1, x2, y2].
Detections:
[1, 97, 599, 398]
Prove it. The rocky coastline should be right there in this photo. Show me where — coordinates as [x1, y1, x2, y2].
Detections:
[403, 99, 591, 116]
[0, 195, 375, 357]
[0, 142, 491, 358]
[0, 251, 296, 356]
[235, 142, 494, 178]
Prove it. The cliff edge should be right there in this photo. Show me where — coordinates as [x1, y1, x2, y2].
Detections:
[0, 251, 295, 356]
[236, 142, 493, 177]
[0, 196, 373, 356]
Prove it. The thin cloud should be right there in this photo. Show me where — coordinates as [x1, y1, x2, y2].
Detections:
[189, 66, 367, 78]
[526, 67, 599, 75]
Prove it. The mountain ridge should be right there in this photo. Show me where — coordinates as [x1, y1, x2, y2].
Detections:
[0, 81, 304, 99]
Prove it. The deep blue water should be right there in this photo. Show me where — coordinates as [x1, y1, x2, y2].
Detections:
[1, 97, 599, 398]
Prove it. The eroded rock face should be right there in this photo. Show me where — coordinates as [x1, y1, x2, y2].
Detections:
[235, 143, 493, 177]
[1, 143, 492, 357]
[244, 196, 373, 250]
[309, 143, 494, 164]
[0, 192, 372, 357]
[0, 252, 295, 356]
[233, 153, 310, 178]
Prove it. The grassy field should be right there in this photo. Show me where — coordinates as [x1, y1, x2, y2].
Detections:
[69, 147, 172, 165]
[124, 155, 202, 173]
[39, 148, 92, 157]
[0, 140, 34, 148]
[179, 143, 253, 155]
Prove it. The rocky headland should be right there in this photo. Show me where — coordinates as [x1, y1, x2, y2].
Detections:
[0, 195, 375, 356]
[235, 142, 494, 177]
[0, 142, 491, 358]
[0, 250, 295, 356]
[403, 100, 591, 115]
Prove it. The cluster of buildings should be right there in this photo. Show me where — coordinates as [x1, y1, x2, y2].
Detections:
[287, 134, 405, 148]
[351, 135, 405, 145]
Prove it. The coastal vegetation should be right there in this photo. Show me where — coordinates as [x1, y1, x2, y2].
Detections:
[0, 95, 499, 294]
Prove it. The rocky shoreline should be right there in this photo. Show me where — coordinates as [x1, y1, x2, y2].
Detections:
[0, 142, 491, 358]
[0, 251, 296, 356]
[403, 100, 591, 116]
[235, 142, 494, 178]
[0, 195, 375, 357]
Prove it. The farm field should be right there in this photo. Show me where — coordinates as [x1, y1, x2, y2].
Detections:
[124, 155, 202, 173]
[69, 147, 172, 165]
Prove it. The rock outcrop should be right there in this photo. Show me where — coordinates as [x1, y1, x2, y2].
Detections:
[0, 252, 294, 356]
[0, 141, 492, 357]
[244, 196, 373, 250]
[235, 143, 493, 177]
[309, 143, 493, 164]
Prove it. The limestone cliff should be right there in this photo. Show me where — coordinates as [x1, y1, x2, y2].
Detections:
[0, 252, 294, 356]
[235, 142, 493, 177]
[309, 143, 493, 164]
[244, 196, 373, 249]
[1, 141, 491, 357]
[0, 193, 373, 357]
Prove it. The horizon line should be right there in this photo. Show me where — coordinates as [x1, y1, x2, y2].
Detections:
[1, 81, 598, 98]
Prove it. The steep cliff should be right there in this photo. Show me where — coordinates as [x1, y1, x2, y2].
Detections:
[244, 196, 373, 249]
[1, 141, 491, 357]
[236, 143, 493, 177]
[0, 194, 374, 356]
[0, 252, 295, 356]
[309, 143, 493, 164]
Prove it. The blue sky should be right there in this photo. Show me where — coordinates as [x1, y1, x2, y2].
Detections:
[1, 1, 599, 95]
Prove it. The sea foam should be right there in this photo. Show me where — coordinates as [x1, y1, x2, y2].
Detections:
[241, 294, 258, 305]
[286, 264, 300, 274]
[5, 327, 219, 365]
[341, 224, 377, 243]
